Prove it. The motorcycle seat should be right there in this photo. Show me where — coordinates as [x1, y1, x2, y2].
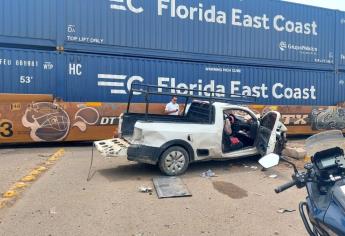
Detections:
[332, 184, 345, 211]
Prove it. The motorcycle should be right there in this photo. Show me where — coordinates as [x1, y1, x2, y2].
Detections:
[259, 130, 345, 236]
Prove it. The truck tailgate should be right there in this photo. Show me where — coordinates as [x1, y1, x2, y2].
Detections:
[94, 138, 130, 158]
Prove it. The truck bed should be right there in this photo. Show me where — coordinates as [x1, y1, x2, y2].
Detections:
[121, 102, 214, 137]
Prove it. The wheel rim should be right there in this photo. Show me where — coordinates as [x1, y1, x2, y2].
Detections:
[165, 151, 186, 174]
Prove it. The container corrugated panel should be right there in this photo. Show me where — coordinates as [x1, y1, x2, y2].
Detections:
[63, 52, 335, 105]
[64, 0, 336, 70]
[335, 73, 345, 104]
[0, 48, 57, 95]
[0, 0, 58, 48]
[337, 11, 345, 70]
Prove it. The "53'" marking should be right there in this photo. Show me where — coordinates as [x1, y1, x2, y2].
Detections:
[0, 119, 14, 138]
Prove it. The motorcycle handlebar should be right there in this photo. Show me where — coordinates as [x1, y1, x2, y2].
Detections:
[275, 180, 297, 193]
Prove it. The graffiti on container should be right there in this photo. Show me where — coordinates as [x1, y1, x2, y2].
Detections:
[311, 108, 345, 130]
[0, 119, 14, 138]
[99, 117, 120, 125]
[10, 103, 22, 112]
[72, 107, 100, 132]
[22, 102, 100, 142]
[281, 114, 309, 126]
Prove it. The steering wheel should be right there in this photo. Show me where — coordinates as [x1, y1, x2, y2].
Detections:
[231, 114, 252, 129]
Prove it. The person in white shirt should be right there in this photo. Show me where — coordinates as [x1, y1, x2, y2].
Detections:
[165, 96, 179, 115]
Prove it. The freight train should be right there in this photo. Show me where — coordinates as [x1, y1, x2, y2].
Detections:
[0, 0, 345, 144]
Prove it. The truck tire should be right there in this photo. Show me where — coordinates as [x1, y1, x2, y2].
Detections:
[159, 146, 190, 176]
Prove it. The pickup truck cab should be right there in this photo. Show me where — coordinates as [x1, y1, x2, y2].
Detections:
[95, 99, 287, 176]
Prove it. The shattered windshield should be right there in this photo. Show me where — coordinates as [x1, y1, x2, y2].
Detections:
[306, 130, 345, 157]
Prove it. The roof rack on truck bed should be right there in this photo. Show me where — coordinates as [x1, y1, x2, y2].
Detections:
[126, 83, 257, 123]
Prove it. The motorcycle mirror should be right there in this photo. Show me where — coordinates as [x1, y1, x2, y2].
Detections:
[259, 153, 280, 169]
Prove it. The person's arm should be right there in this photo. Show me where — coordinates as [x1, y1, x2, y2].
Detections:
[165, 104, 178, 114]
[165, 110, 178, 114]
[224, 119, 232, 135]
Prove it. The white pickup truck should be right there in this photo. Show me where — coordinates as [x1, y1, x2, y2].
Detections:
[95, 99, 287, 176]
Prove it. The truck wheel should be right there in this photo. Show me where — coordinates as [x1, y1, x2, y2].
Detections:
[159, 146, 190, 176]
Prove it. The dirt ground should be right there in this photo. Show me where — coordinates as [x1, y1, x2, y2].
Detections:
[0, 142, 308, 236]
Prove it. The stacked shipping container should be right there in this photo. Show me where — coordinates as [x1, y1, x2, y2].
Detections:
[0, 1, 341, 66]
[0, 0, 345, 105]
[63, 0, 335, 70]
[0, 0, 344, 103]
[0, 0, 343, 105]
[0, 47, 337, 105]
[0, 0, 345, 143]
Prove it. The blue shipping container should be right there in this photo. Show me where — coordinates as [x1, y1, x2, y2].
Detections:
[337, 11, 345, 70]
[0, 0, 59, 48]
[0, 47, 338, 106]
[64, 0, 336, 70]
[0, 0, 338, 70]
[0, 48, 57, 95]
[62, 51, 336, 105]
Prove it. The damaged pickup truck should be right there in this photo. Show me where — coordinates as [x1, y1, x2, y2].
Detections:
[94, 84, 287, 176]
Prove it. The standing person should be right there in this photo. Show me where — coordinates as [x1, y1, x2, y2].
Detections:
[165, 96, 179, 115]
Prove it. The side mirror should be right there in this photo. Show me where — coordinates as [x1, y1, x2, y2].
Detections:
[259, 153, 280, 169]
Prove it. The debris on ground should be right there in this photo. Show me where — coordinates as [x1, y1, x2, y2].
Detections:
[250, 191, 264, 197]
[164, 223, 176, 228]
[201, 169, 216, 178]
[250, 166, 258, 170]
[277, 208, 296, 214]
[49, 207, 57, 215]
[269, 174, 278, 179]
[153, 177, 192, 199]
[138, 186, 153, 193]
[282, 147, 307, 160]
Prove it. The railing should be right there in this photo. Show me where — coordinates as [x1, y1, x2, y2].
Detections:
[126, 83, 258, 122]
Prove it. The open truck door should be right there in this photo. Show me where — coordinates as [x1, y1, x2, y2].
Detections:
[256, 111, 281, 156]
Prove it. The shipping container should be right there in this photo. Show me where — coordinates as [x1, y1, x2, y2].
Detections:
[337, 11, 345, 70]
[0, 0, 338, 70]
[0, 48, 57, 95]
[62, 51, 336, 105]
[0, 0, 59, 49]
[0, 47, 339, 106]
[64, 0, 336, 70]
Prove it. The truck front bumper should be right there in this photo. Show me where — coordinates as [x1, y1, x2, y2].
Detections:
[127, 144, 160, 165]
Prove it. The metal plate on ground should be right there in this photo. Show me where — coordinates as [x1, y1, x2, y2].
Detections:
[153, 177, 192, 199]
